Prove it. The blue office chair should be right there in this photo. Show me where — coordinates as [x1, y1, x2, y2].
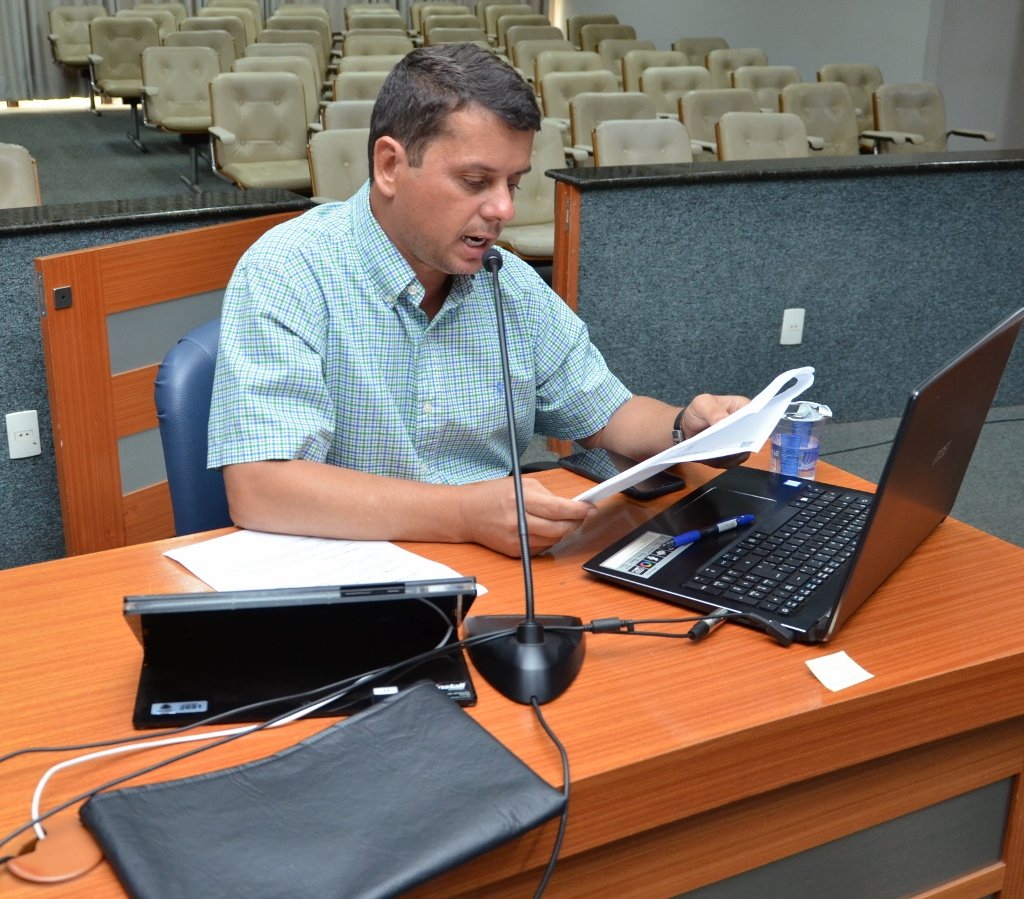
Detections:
[154, 317, 232, 535]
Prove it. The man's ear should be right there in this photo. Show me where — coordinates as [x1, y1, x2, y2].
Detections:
[372, 136, 404, 199]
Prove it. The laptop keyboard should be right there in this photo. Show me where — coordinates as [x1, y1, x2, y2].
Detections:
[683, 485, 873, 617]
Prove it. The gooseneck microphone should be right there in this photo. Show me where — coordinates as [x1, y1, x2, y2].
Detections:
[463, 247, 585, 705]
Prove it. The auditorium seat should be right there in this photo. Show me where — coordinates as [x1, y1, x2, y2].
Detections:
[308, 128, 369, 202]
[0, 143, 42, 209]
[640, 65, 712, 117]
[715, 111, 812, 161]
[678, 87, 760, 159]
[731, 65, 801, 112]
[620, 49, 687, 93]
[593, 118, 693, 166]
[671, 36, 728, 65]
[872, 82, 996, 153]
[817, 63, 883, 133]
[706, 47, 769, 89]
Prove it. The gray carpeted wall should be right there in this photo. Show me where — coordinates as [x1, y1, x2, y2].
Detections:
[566, 155, 1024, 420]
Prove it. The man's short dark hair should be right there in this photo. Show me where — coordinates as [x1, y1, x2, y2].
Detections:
[368, 43, 541, 178]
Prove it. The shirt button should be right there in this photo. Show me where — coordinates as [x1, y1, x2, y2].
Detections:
[423, 402, 433, 414]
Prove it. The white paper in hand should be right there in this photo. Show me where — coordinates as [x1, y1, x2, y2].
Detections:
[574, 367, 815, 503]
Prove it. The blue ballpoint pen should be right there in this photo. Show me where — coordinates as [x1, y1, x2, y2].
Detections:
[670, 514, 756, 548]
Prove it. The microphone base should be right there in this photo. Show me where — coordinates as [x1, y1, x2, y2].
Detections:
[464, 615, 585, 705]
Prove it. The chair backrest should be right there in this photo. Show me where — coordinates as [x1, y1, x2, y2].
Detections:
[234, 54, 319, 127]
[165, 29, 236, 72]
[208, 71, 312, 189]
[208, 0, 263, 31]
[426, 26, 489, 47]
[484, 4, 531, 38]
[336, 53, 405, 73]
[141, 45, 219, 131]
[198, 6, 258, 46]
[331, 69, 388, 100]
[505, 24, 564, 57]
[411, 2, 465, 32]
[706, 47, 769, 89]
[502, 118, 564, 229]
[49, 5, 108, 66]
[341, 33, 414, 56]
[154, 317, 231, 536]
[116, 8, 177, 41]
[569, 91, 656, 148]
[873, 82, 949, 152]
[539, 68, 617, 120]
[0, 143, 42, 209]
[715, 111, 809, 160]
[266, 14, 333, 59]
[566, 13, 617, 48]
[621, 49, 687, 93]
[780, 81, 859, 156]
[671, 36, 728, 64]
[593, 117, 693, 166]
[421, 11, 477, 39]
[89, 17, 160, 89]
[679, 87, 760, 144]
[257, 28, 327, 78]
[731, 64, 801, 111]
[579, 23, 635, 53]
[136, 3, 189, 25]
[321, 98, 375, 129]
[597, 38, 655, 81]
[534, 48, 602, 83]
[817, 63, 883, 133]
[348, 10, 406, 31]
[511, 38, 573, 79]
[308, 127, 370, 201]
[496, 13, 550, 49]
[640, 65, 711, 116]
[181, 15, 248, 58]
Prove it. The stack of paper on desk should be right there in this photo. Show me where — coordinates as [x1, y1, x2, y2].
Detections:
[574, 366, 815, 503]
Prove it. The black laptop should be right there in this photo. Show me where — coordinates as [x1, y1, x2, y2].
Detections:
[584, 308, 1023, 644]
[125, 577, 478, 728]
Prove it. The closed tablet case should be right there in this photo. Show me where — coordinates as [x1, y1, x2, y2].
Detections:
[81, 682, 566, 898]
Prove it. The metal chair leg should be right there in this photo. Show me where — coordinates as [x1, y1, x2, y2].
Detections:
[126, 99, 147, 153]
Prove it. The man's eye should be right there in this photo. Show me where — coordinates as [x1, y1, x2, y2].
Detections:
[463, 179, 485, 191]
[509, 182, 521, 193]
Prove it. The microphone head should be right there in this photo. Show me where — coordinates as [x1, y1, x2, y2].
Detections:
[482, 246, 503, 273]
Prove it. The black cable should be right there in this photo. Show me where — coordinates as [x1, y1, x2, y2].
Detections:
[530, 697, 570, 899]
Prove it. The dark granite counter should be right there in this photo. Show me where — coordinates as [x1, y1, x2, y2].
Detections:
[0, 188, 312, 235]
[548, 149, 1024, 190]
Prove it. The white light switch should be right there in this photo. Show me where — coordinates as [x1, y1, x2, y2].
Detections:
[780, 308, 805, 345]
[6, 410, 41, 459]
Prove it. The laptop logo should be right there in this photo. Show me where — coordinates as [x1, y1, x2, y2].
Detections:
[932, 440, 951, 466]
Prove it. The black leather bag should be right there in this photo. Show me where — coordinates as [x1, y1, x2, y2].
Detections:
[81, 682, 565, 898]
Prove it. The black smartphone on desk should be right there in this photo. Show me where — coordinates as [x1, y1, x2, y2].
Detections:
[557, 447, 687, 500]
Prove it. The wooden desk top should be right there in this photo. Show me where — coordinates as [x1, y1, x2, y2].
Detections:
[3, 456, 1024, 897]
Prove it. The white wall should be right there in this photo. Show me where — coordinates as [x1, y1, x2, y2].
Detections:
[555, 0, 1021, 149]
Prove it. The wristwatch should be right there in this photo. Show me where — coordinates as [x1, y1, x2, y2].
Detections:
[671, 407, 687, 445]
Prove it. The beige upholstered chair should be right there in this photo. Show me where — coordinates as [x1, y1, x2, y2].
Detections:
[511, 39, 574, 83]
[117, 8, 177, 42]
[817, 63, 883, 133]
[348, 2, 398, 28]
[483, 5, 532, 41]
[257, 28, 328, 81]
[569, 91, 657, 161]
[141, 45, 220, 190]
[539, 69, 617, 141]
[411, 2, 465, 33]
[621, 49, 687, 93]
[48, 5, 107, 111]
[198, 6, 258, 47]
[732, 65, 801, 112]
[336, 53, 405, 73]
[496, 119, 565, 261]
[0, 143, 42, 209]
[671, 36, 728, 65]
[321, 98, 375, 129]
[706, 47, 769, 89]
[421, 12, 478, 42]
[88, 16, 161, 151]
[593, 118, 693, 166]
[678, 87, 760, 159]
[208, 0, 263, 33]
[597, 39, 655, 85]
[566, 14, 617, 49]
[426, 26, 490, 47]
[265, 14, 333, 63]
[715, 111, 810, 161]
[496, 14, 550, 50]
[135, 3, 188, 26]
[579, 23, 636, 54]
[534, 49, 603, 84]
[341, 33, 414, 57]
[330, 70, 388, 101]
[182, 15, 248, 58]
[207, 71, 312, 191]
[780, 81, 862, 156]
[165, 29, 236, 73]
[347, 10, 406, 32]
[872, 82, 996, 153]
[308, 128, 369, 202]
[640, 65, 712, 117]
[233, 55, 322, 133]
[505, 25, 565, 60]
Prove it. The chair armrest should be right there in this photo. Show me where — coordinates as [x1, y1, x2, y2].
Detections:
[807, 135, 825, 151]
[542, 116, 569, 134]
[690, 139, 716, 153]
[48, 33, 58, 45]
[87, 53, 103, 65]
[948, 127, 997, 142]
[141, 85, 159, 97]
[309, 122, 323, 133]
[564, 146, 589, 164]
[861, 129, 925, 145]
[208, 126, 237, 145]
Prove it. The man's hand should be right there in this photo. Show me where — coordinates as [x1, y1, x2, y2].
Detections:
[458, 477, 596, 557]
[679, 393, 751, 468]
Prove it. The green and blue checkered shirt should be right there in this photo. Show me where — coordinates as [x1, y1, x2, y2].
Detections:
[208, 182, 631, 484]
